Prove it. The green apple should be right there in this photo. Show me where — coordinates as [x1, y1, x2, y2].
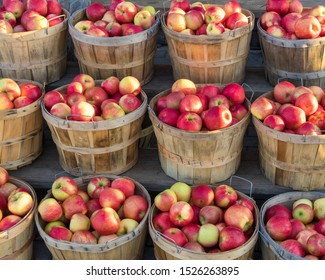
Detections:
[69, 213, 90, 233]
[292, 198, 313, 209]
[314, 198, 325, 220]
[197, 223, 219, 248]
[116, 218, 139, 236]
[142, 5, 156, 16]
[170, 181, 192, 202]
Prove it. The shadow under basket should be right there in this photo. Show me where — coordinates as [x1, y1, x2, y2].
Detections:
[68, 8, 160, 85]
[35, 174, 151, 260]
[0, 177, 37, 260]
[41, 82, 147, 176]
[0, 79, 44, 170]
[252, 91, 325, 191]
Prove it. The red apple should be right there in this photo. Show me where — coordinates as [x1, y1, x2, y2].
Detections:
[281, 12, 302, 33]
[101, 76, 119, 95]
[123, 195, 148, 222]
[71, 230, 97, 244]
[296, 122, 321, 136]
[118, 94, 141, 113]
[43, 90, 65, 110]
[62, 194, 88, 220]
[296, 229, 318, 251]
[294, 15, 321, 39]
[199, 205, 223, 225]
[153, 212, 174, 232]
[0, 10, 16, 27]
[51, 176, 78, 202]
[208, 94, 230, 109]
[154, 189, 177, 212]
[66, 92, 86, 107]
[72, 74, 95, 91]
[250, 97, 275, 120]
[179, 94, 203, 114]
[306, 233, 325, 257]
[265, 204, 292, 221]
[86, 2, 106, 22]
[86, 199, 101, 218]
[260, 11, 282, 30]
[4, 0, 25, 19]
[263, 114, 285, 131]
[90, 207, 120, 235]
[176, 112, 202, 131]
[171, 78, 196, 96]
[314, 218, 325, 235]
[48, 225, 72, 241]
[20, 83, 42, 102]
[288, 0, 303, 13]
[295, 92, 319, 116]
[86, 25, 109, 37]
[181, 223, 200, 242]
[214, 184, 237, 208]
[110, 177, 135, 198]
[280, 105, 306, 130]
[204, 105, 232, 130]
[169, 201, 194, 227]
[229, 104, 248, 121]
[166, 12, 186, 32]
[70, 101, 95, 122]
[184, 9, 203, 31]
[162, 227, 188, 247]
[166, 91, 185, 110]
[224, 204, 254, 232]
[191, 184, 214, 208]
[280, 239, 305, 257]
[206, 22, 225, 35]
[0, 214, 21, 231]
[118, 76, 141, 96]
[273, 81, 296, 104]
[266, 25, 287, 38]
[170, 0, 190, 13]
[204, 5, 225, 24]
[235, 198, 255, 213]
[158, 108, 180, 127]
[200, 85, 221, 99]
[219, 226, 246, 251]
[223, 0, 241, 19]
[183, 241, 205, 252]
[266, 0, 289, 16]
[289, 218, 306, 239]
[226, 12, 248, 30]
[266, 215, 292, 241]
[99, 187, 125, 211]
[115, 1, 137, 24]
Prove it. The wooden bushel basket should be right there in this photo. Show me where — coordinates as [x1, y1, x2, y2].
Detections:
[35, 174, 151, 260]
[0, 177, 37, 260]
[257, 16, 325, 87]
[161, 7, 255, 84]
[252, 91, 325, 191]
[68, 9, 160, 85]
[149, 178, 259, 260]
[0, 9, 69, 85]
[41, 81, 147, 176]
[148, 86, 251, 185]
[259, 191, 325, 260]
[0, 80, 44, 170]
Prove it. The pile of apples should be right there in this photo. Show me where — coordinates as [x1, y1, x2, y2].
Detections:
[73, 0, 156, 37]
[260, 0, 325, 39]
[251, 81, 325, 135]
[264, 197, 325, 259]
[43, 74, 143, 122]
[0, 0, 65, 33]
[156, 78, 249, 131]
[0, 167, 35, 232]
[0, 78, 42, 110]
[37, 175, 148, 244]
[166, 0, 250, 36]
[152, 182, 256, 253]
